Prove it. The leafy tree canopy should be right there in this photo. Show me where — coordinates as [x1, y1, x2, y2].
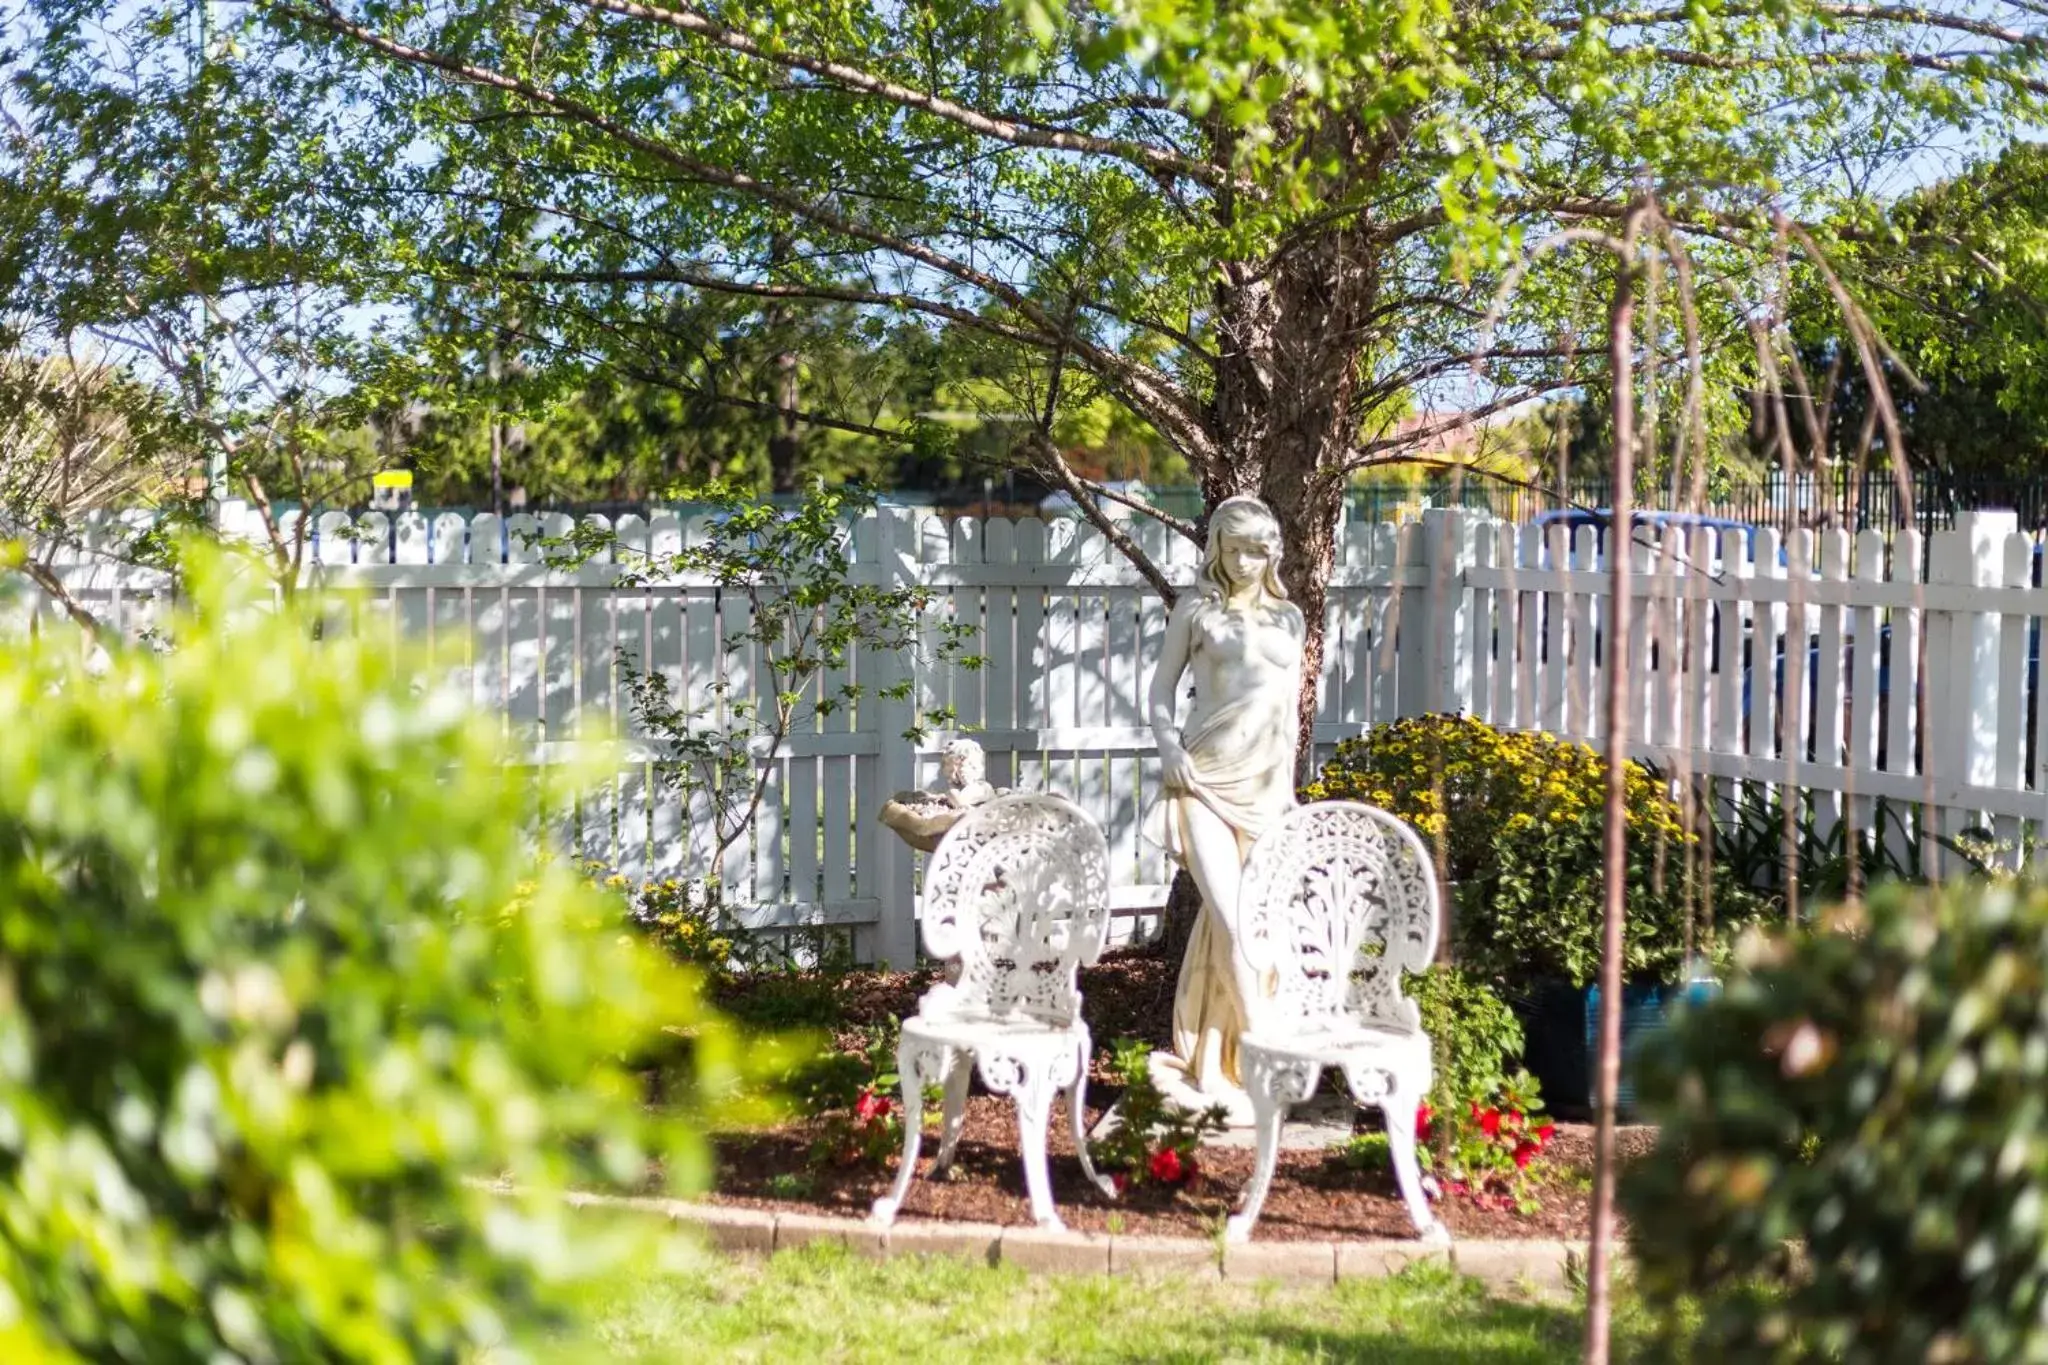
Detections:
[5, 0, 2047, 717]
[1791, 142, 2048, 483]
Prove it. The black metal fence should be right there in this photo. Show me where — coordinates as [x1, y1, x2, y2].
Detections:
[345, 468, 2048, 535]
[1340, 468, 2048, 535]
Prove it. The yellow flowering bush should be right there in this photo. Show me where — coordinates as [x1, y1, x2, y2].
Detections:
[574, 867, 740, 973]
[1305, 714, 1733, 987]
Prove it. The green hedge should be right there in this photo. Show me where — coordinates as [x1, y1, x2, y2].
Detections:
[1627, 880, 2048, 1361]
[0, 551, 769, 1362]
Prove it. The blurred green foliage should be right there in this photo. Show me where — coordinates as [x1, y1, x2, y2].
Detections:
[0, 546, 780, 1362]
[1627, 880, 2048, 1361]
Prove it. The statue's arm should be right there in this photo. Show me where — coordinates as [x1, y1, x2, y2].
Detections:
[1281, 601, 1308, 704]
[1151, 599, 1198, 790]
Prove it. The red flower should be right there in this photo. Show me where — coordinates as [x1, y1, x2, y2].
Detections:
[1535, 1122, 1556, 1145]
[1149, 1148, 1184, 1184]
[1479, 1108, 1502, 1138]
[1414, 1103, 1434, 1140]
[1505, 1109, 1525, 1131]
[1513, 1140, 1539, 1169]
[1112, 1172, 1129, 1194]
[854, 1089, 890, 1123]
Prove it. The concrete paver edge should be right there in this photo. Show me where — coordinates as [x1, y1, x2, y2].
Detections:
[554, 1188, 1589, 1287]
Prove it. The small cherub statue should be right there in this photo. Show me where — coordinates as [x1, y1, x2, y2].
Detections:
[878, 738, 1007, 852]
[938, 738, 996, 809]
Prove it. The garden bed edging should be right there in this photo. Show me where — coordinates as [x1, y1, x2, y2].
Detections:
[551, 1188, 1590, 1294]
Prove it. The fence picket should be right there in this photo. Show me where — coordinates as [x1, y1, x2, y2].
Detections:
[36, 507, 2048, 961]
[1847, 530, 1885, 843]
[1995, 533, 2033, 867]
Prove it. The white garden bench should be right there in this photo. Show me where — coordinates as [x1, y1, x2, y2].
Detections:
[1226, 800, 1448, 1245]
[869, 792, 1118, 1231]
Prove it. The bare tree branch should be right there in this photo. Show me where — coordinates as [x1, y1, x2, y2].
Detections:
[1345, 380, 1583, 470]
[471, 263, 1063, 348]
[1550, 4, 2043, 48]
[1025, 430, 1182, 604]
[1519, 42, 2048, 97]
[1062, 473, 1200, 540]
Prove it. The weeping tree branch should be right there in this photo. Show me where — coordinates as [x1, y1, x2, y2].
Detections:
[1584, 196, 1650, 1365]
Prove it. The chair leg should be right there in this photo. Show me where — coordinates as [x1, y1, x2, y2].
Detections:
[1011, 1061, 1064, 1231]
[1383, 1087, 1448, 1244]
[931, 1046, 972, 1177]
[1227, 1054, 1319, 1244]
[1068, 1037, 1116, 1198]
[869, 1037, 941, 1227]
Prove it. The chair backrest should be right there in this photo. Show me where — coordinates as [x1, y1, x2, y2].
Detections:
[917, 792, 1111, 1025]
[1238, 801, 1441, 1030]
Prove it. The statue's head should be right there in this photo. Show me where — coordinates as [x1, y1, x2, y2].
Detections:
[941, 738, 986, 786]
[1200, 496, 1288, 601]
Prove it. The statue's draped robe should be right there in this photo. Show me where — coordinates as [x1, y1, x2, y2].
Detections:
[1145, 685, 1298, 1087]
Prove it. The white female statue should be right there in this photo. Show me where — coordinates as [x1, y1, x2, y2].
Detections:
[1145, 495, 1306, 1119]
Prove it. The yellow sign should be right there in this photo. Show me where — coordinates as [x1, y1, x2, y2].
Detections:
[372, 470, 414, 490]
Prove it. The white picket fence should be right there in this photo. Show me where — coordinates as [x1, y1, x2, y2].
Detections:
[17, 503, 2048, 964]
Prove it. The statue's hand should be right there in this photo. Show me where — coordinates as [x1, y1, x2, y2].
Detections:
[1160, 742, 1197, 792]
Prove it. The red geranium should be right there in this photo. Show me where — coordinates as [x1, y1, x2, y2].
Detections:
[1479, 1107, 1502, 1137]
[853, 1088, 890, 1123]
[1535, 1122, 1556, 1144]
[1415, 1103, 1434, 1140]
[1149, 1148, 1184, 1183]
[1513, 1140, 1539, 1170]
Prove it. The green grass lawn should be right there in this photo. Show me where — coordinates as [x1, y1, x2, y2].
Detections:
[554, 1239, 1668, 1363]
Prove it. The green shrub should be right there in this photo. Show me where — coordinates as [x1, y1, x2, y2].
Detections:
[595, 868, 741, 971]
[1711, 780, 1991, 913]
[1411, 965, 1525, 1108]
[799, 1019, 941, 1170]
[1626, 880, 2048, 1361]
[0, 551, 772, 1362]
[1340, 970, 1557, 1214]
[1088, 1038, 1230, 1191]
[1306, 714, 1746, 986]
[1343, 1069, 1557, 1214]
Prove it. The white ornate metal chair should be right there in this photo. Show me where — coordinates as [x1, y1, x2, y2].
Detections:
[1226, 800, 1447, 1245]
[869, 792, 1118, 1231]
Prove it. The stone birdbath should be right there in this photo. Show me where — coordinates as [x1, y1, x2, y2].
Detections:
[877, 738, 1006, 853]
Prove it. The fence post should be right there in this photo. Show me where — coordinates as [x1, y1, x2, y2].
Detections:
[867, 504, 928, 971]
[1420, 508, 1479, 716]
[1924, 510, 2013, 867]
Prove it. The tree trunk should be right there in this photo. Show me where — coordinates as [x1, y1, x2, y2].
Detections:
[1207, 122, 1382, 780]
[767, 233, 802, 494]
[1154, 868, 1203, 966]
[769, 347, 800, 494]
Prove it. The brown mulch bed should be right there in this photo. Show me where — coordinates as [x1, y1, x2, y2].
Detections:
[708, 954, 1182, 1054]
[709, 1096, 1656, 1241]
[700, 951, 1658, 1242]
